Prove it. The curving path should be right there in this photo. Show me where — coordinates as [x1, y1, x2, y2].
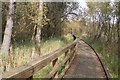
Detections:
[63, 40, 108, 78]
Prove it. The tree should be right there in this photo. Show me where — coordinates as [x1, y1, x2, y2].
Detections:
[41, 2, 79, 39]
[83, 2, 119, 77]
[0, 0, 15, 72]
[1, 0, 15, 55]
[115, 1, 120, 55]
[34, 2, 43, 56]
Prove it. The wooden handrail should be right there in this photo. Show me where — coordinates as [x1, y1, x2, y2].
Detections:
[2, 39, 79, 79]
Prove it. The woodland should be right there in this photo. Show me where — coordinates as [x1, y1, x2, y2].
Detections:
[0, 1, 120, 78]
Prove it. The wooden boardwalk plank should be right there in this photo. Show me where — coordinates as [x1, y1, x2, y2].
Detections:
[63, 40, 106, 78]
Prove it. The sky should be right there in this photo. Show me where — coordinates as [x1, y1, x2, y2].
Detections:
[78, 0, 88, 9]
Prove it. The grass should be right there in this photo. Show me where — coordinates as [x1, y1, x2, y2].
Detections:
[0, 35, 74, 77]
[83, 37, 118, 78]
[41, 37, 65, 55]
[33, 63, 53, 78]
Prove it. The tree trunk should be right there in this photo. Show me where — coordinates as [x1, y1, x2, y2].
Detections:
[35, 25, 41, 56]
[117, 2, 120, 55]
[34, 2, 43, 56]
[0, 2, 2, 44]
[1, 0, 15, 55]
[0, 0, 15, 72]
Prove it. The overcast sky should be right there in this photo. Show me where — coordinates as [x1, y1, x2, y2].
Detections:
[78, 0, 88, 9]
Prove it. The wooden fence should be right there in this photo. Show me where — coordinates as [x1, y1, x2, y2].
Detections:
[2, 39, 78, 79]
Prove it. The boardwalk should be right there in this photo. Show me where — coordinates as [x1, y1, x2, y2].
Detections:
[63, 40, 106, 78]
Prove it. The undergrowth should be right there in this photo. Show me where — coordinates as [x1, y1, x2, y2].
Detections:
[83, 37, 118, 78]
[0, 35, 73, 78]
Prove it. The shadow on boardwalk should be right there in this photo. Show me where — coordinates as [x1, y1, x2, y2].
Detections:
[63, 40, 106, 78]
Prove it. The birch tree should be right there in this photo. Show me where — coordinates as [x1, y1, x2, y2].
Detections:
[34, 2, 43, 56]
[1, 0, 15, 72]
[1, 0, 15, 55]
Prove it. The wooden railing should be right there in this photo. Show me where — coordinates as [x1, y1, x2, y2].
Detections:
[2, 39, 78, 79]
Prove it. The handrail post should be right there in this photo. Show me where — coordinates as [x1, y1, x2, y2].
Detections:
[64, 50, 69, 65]
[65, 50, 69, 56]
[27, 75, 33, 80]
[69, 44, 76, 62]
[52, 58, 58, 78]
